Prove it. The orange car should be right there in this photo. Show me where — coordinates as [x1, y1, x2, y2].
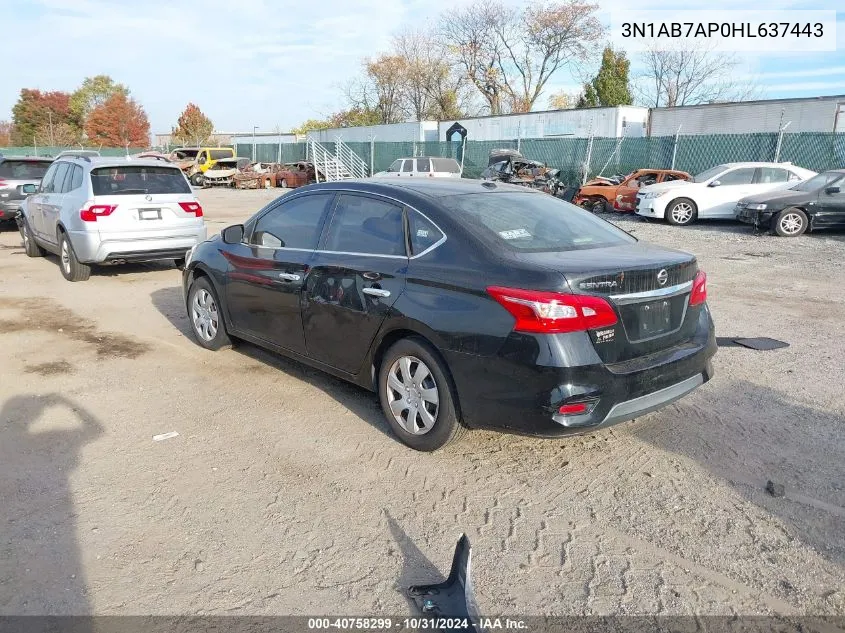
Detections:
[575, 169, 692, 213]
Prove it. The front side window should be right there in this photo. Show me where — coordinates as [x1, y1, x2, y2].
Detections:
[48, 163, 70, 194]
[792, 171, 843, 192]
[323, 195, 406, 256]
[38, 163, 60, 193]
[250, 193, 334, 249]
[693, 164, 729, 183]
[387, 160, 402, 173]
[401, 160, 414, 173]
[440, 191, 635, 253]
[90, 166, 191, 195]
[717, 168, 756, 186]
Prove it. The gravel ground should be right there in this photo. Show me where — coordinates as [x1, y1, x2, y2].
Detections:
[1, 187, 843, 618]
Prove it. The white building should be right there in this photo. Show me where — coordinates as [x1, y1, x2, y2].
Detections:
[439, 106, 649, 141]
[648, 95, 845, 136]
[305, 121, 439, 144]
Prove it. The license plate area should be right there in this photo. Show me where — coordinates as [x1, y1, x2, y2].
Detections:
[619, 294, 687, 343]
[139, 208, 161, 221]
[639, 300, 672, 338]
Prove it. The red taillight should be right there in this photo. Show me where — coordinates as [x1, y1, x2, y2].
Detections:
[558, 403, 588, 415]
[0, 179, 7, 188]
[689, 271, 707, 306]
[179, 201, 203, 217]
[487, 286, 618, 334]
[80, 204, 116, 222]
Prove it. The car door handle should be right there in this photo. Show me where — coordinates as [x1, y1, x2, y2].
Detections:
[278, 273, 301, 281]
[362, 287, 391, 298]
[362, 271, 381, 280]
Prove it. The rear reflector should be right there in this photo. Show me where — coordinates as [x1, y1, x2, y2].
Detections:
[689, 271, 707, 306]
[80, 204, 116, 222]
[487, 286, 618, 334]
[558, 403, 588, 415]
[179, 201, 203, 217]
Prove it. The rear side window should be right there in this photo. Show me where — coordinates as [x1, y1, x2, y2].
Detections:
[0, 160, 52, 179]
[401, 160, 413, 173]
[90, 166, 191, 195]
[408, 211, 444, 255]
[431, 158, 461, 174]
[250, 193, 333, 249]
[48, 163, 70, 194]
[416, 157, 431, 173]
[324, 195, 406, 256]
[757, 167, 789, 184]
[439, 192, 634, 253]
[210, 149, 233, 160]
[68, 165, 84, 191]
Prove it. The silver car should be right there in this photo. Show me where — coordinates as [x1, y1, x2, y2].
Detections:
[0, 155, 53, 223]
[17, 153, 207, 281]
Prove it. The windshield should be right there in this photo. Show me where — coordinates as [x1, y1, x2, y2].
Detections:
[386, 160, 403, 173]
[210, 149, 234, 160]
[692, 164, 729, 183]
[791, 171, 843, 192]
[439, 191, 635, 253]
[90, 166, 191, 195]
[0, 160, 52, 179]
[173, 149, 200, 160]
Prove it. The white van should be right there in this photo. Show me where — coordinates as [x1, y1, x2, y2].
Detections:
[374, 157, 462, 178]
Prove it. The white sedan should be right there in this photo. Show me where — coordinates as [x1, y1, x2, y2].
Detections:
[636, 162, 818, 226]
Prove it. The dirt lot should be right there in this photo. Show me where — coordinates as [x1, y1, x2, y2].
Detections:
[1, 187, 844, 618]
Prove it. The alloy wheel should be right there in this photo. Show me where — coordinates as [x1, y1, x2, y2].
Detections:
[191, 288, 219, 341]
[61, 239, 71, 273]
[385, 355, 440, 435]
[671, 203, 693, 224]
[779, 212, 804, 235]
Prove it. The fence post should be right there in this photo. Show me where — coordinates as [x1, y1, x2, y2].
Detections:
[774, 120, 792, 162]
[670, 125, 682, 170]
[582, 135, 594, 184]
[370, 136, 375, 175]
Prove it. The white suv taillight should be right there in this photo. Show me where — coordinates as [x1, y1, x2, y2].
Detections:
[179, 201, 203, 217]
[80, 203, 116, 222]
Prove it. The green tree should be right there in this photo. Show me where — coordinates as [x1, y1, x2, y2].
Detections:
[577, 46, 632, 108]
[171, 103, 214, 146]
[69, 75, 129, 126]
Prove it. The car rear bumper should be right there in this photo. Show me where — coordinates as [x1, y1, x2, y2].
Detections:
[0, 201, 23, 219]
[445, 306, 716, 438]
[69, 226, 207, 263]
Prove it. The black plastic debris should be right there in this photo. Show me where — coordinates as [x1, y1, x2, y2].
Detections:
[734, 337, 790, 351]
[766, 480, 785, 498]
[408, 534, 482, 632]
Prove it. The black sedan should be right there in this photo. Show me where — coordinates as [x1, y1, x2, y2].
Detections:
[735, 169, 845, 236]
[182, 179, 716, 451]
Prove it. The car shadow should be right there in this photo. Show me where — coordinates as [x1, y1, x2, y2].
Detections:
[0, 394, 103, 620]
[149, 285, 396, 441]
[632, 378, 845, 569]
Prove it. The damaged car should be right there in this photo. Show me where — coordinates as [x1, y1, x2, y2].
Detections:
[234, 162, 283, 189]
[576, 169, 692, 214]
[202, 157, 251, 188]
[275, 161, 317, 189]
[481, 150, 562, 196]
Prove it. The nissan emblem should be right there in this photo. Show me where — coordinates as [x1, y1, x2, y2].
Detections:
[657, 269, 668, 286]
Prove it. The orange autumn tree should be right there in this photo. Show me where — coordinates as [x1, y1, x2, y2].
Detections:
[85, 93, 150, 147]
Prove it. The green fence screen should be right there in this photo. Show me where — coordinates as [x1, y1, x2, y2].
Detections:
[5, 133, 844, 184]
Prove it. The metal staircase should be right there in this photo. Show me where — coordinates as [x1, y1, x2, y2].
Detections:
[307, 139, 368, 182]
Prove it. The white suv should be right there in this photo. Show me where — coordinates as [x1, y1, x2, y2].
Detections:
[374, 157, 462, 178]
[636, 162, 817, 226]
[17, 153, 206, 281]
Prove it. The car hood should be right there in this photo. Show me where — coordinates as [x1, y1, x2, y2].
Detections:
[739, 188, 812, 205]
[205, 168, 238, 178]
[640, 180, 694, 194]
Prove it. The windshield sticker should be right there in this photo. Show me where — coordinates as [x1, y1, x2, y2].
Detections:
[499, 228, 532, 240]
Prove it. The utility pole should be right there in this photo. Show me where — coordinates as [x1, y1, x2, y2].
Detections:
[48, 111, 55, 147]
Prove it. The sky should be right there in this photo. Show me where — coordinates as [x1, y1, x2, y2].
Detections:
[1, 0, 844, 138]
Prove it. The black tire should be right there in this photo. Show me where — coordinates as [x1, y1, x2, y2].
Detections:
[21, 219, 45, 257]
[58, 231, 91, 282]
[377, 337, 467, 451]
[191, 172, 204, 187]
[773, 207, 808, 237]
[666, 197, 698, 226]
[279, 178, 288, 188]
[591, 199, 608, 213]
[186, 276, 231, 351]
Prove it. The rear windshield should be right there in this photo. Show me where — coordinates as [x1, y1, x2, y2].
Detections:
[439, 191, 635, 253]
[431, 158, 461, 173]
[90, 166, 191, 195]
[0, 160, 52, 179]
[210, 149, 234, 160]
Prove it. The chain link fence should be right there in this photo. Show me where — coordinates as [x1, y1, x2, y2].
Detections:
[6, 132, 844, 183]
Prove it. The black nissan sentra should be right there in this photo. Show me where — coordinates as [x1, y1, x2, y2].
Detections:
[182, 179, 716, 451]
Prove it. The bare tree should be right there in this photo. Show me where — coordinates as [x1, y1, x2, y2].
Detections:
[440, 0, 603, 114]
[637, 44, 761, 107]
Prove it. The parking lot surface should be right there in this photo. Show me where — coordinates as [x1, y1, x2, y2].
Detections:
[1, 187, 844, 616]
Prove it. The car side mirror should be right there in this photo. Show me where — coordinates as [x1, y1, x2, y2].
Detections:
[221, 224, 244, 244]
[825, 185, 841, 195]
[708, 180, 721, 187]
[21, 184, 38, 194]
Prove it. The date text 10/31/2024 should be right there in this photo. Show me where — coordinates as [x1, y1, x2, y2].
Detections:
[307, 618, 528, 630]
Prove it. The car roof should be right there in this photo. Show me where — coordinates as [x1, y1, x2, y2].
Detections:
[56, 156, 185, 170]
[0, 155, 53, 162]
[716, 161, 806, 168]
[303, 178, 541, 199]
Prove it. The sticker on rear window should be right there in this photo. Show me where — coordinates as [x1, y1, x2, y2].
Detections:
[499, 228, 531, 240]
[416, 229, 429, 238]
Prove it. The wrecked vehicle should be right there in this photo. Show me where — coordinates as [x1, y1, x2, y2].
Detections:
[169, 147, 236, 186]
[275, 161, 317, 189]
[576, 169, 692, 213]
[481, 150, 562, 196]
[202, 157, 251, 188]
[233, 162, 283, 189]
